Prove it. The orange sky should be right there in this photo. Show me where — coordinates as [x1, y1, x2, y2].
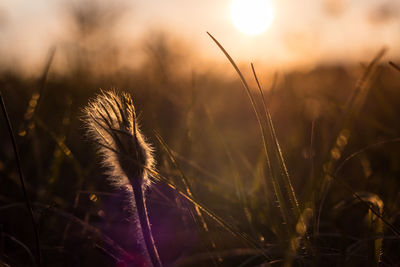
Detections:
[0, 0, 399, 73]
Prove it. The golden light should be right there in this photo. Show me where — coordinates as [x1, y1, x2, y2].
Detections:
[231, 0, 274, 36]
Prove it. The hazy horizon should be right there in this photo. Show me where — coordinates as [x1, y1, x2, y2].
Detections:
[0, 0, 399, 74]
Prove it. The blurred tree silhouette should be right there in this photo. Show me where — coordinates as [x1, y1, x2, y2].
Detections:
[59, 0, 130, 76]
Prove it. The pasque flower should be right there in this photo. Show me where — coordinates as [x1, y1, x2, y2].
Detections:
[84, 90, 162, 267]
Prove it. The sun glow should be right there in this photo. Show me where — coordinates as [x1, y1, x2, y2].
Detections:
[231, 0, 274, 36]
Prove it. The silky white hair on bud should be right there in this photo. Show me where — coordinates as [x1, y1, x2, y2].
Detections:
[83, 90, 162, 267]
[83, 90, 155, 189]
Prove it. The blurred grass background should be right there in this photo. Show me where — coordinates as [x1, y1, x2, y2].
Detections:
[1, 1, 400, 266]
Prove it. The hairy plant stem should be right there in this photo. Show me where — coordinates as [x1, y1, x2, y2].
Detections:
[131, 179, 162, 267]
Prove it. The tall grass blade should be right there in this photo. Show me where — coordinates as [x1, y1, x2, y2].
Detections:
[35, 47, 56, 115]
[345, 48, 386, 117]
[251, 64, 314, 261]
[207, 32, 292, 233]
[0, 92, 41, 266]
[317, 48, 387, 235]
[20, 47, 56, 136]
[251, 64, 301, 217]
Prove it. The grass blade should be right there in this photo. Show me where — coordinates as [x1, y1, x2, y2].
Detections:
[389, 61, 400, 72]
[0, 92, 41, 266]
[207, 32, 292, 233]
[203, 106, 249, 222]
[251, 64, 301, 217]
[95, 138, 270, 258]
[332, 138, 400, 237]
[317, 48, 387, 235]
[251, 64, 313, 261]
[155, 171, 270, 259]
[154, 132, 221, 262]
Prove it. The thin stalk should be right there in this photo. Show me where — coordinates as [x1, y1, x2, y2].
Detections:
[83, 91, 163, 266]
[0, 92, 41, 266]
[95, 141, 270, 260]
[389, 61, 400, 72]
[34, 47, 56, 115]
[132, 179, 162, 267]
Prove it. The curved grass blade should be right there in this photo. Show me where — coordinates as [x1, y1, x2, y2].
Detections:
[251, 64, 314, 261]
[207, 32, 291, 232]
[3, 233, 36, 265]
[251, 64, 301, 217]
[332, 138, 400, 237]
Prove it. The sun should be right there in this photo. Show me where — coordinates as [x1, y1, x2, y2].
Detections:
[231, 0, 274, 36]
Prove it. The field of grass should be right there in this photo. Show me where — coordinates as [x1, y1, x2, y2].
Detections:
[1, 34, 400, 266]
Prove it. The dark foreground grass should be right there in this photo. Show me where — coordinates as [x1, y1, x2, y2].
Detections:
[0, 35, 400, 266]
